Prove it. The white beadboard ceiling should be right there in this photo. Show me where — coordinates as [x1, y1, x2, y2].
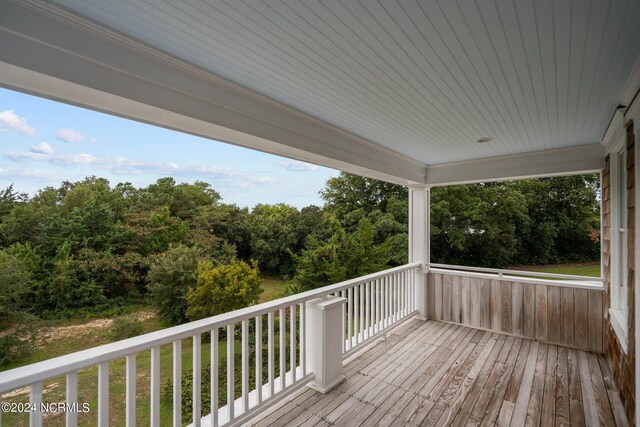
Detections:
[49, 0, 640, 165]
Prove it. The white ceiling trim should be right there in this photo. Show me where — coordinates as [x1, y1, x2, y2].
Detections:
[426, 144, 605, 186]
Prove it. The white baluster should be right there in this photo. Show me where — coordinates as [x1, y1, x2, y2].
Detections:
[173, 340, 182, 427]
[66, 371, 78, 427]
[365, 282, 370, 339]
[255, 316, 262, 405]
[347, 288, 353, 350]
[279, 308, 286, 390]
[98, 363, 109, 427]
[30, 382, 42, 427]
[385, 275, 390, 328]
[290, 305, 296, 382]
[300, 303, 306, 376]
[354, 286, 360, 345]
[150, 347, 160, 427]
[126, 353, 136, 427]
[227, 324, 234, 422]
[268, 312, 274, 398]
[193, 334, 201, 427]
[402, 272, 406, 317]
[241, 320, 249, 413]
[340, 290, 346, 353]
[211, 329, 219, 427]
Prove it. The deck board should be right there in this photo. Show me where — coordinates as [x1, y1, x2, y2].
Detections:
[248, 319, 628, 427]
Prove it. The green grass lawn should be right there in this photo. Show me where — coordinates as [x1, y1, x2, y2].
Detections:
[508, 261, 601, 278]
[259, 277, 286, 302]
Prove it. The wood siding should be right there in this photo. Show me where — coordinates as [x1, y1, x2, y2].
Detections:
[427, 273, 603, 353]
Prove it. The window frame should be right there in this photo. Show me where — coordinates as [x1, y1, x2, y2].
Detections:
[609, 143, 629, 353]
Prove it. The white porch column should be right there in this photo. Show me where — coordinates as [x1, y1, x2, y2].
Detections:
[305, 295, 347, 393]
[409, 185, 430, 320]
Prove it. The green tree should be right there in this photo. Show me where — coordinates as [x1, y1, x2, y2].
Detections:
[125, 207, 187, 256]
[247, 204, 301, 275]
[34, 244, 108, 314]
[291, 218, 388, 291]
[207, 204, 252, 260]
[512, 175, 600, 264]
[0, 187, 59, 248]
[147, 245, 203, 325]
[430, 183, 528, 267]
[186, 259, 262, 320]
[321, 173, 407, 218]
[0, 184, 27, 222]
[320, 173, 409, 267]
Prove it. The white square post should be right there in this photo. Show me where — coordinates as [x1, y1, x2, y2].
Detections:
[305, 295, 347, 393]
[409, 185, 430, 320]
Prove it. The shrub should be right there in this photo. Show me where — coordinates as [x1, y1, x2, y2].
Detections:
[109, 316, 145, 341]
[162, 362, 213, 424]
[0, 251, 32, 322]
[147, 245, 203, 325]
[186, 260, 262, 321]
[0, 327, 35, 368]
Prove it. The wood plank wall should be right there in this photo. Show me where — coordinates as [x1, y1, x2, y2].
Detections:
[427, 273, 604, 353]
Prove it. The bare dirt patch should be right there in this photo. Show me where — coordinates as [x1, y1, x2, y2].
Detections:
[36, 310, 156, 347]
[3, 381, 60, 399]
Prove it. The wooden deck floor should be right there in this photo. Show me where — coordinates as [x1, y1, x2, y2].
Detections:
[249, 319, 628, 427]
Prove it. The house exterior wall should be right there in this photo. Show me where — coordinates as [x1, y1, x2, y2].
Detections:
[603, 120, 636, 424]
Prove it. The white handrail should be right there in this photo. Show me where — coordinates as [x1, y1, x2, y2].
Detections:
[428, 263, 603, 282]
[0, 262, 421, 395]
[429, 267, 603, 291]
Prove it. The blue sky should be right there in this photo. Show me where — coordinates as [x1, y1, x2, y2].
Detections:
[0, 88, 337, 208]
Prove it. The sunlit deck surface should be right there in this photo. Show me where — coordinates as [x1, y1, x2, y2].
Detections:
[249, 319, 628, 427]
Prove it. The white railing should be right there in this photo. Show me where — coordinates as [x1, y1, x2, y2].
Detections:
[0, 263, 420, 427]
[338, 266, 418, 358]
[429, 263, 603, 289]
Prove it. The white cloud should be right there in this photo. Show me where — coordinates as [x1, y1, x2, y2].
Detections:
[189, 165, 240, 178]
[247, 176, 275, 183]
[30, 142, 53, 155]
[50, 153, 99, 166]
[0, 110, 36, 136]
[278, 160, 318, 172]
[6, 149, 98, 166]
[104, 157, 180, 175]
[5, 151, 50, 162]
[56, 128, 87, 143]
[3, 150, 275, 188]
[0, 167, 58, 181]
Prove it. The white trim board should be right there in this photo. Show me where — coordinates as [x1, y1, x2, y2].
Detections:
[425, 144, 605, 186]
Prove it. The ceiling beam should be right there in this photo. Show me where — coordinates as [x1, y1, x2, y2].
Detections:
[425, 144, 605, 186]
[0, 0, 427, 186]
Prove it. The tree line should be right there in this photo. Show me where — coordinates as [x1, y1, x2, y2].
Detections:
[0, 172, 599, 328]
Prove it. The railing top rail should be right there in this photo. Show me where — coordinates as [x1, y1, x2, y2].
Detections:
[429, 267, 603, 291]
[0, 263, 421, 393]
[429, 263, 603, 282]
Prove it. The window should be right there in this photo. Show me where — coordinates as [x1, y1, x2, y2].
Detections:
[610, 148, 629, 352]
